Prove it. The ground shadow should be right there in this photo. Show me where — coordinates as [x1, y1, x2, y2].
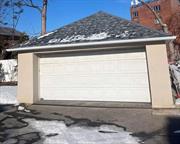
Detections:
[0, 105, 14, 113]
[167, 117, 180, 144]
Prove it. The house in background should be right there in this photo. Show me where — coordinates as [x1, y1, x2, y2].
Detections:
[0, 26, 27, 59]
[131, 0, 180, 31]
[130, 0, 180, 61]
[7, 12, 176, 108]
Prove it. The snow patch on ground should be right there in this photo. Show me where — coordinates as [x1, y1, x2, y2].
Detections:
[48, 32, 110, 44]
[17, 105, 31, 113]
[0, 86, 18, 104]
[0, 59, 17, 82]
[24, 118, 141, 144]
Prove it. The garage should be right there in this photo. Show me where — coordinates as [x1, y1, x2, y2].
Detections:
[39, 49, 151, 102]
[8, 12, 175, 108]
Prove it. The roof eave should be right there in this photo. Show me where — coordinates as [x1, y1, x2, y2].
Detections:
[7, 36, 176, 52]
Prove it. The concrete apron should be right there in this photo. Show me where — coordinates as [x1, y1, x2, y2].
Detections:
[34, 101, 180, 116]
[36, 100, 152, 109]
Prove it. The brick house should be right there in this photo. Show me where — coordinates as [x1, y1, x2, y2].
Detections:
[131, 0, 180, 31]
[131, 0, 180, 61]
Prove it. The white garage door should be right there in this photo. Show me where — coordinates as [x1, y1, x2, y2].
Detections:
[39, 49, 151, 102]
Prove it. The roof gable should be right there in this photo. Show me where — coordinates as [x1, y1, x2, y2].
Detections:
[20, 11, 171, 47]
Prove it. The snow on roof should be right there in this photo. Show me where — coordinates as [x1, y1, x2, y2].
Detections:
[38, 31, 57, 39]
[48, 32, 110, 44]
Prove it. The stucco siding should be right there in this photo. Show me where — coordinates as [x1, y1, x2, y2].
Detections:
[17, 44, 175, 108]
[17, 53, 38, 104]
[146, 44, 174, 108]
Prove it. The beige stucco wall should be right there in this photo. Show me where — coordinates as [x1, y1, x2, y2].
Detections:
[146, 44, 174, 108]
[17, 44, 175, 108]
[17, 53, 39, 104]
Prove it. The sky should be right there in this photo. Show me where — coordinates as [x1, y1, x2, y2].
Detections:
[16, 0, 132, 36]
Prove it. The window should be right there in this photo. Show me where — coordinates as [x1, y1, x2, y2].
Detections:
[133, 11, 138, 17]
[153, 5, 160, 12]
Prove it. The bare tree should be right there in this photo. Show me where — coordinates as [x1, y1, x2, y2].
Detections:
[0, 0, 10, 25]
[168, 12, 180, 60]
[0, 0, 23, 27]
[169, 12, 180, 44]
[19, 0, 48, 35]
[0, 0, 24, 60]
[0, 0, 7, 25]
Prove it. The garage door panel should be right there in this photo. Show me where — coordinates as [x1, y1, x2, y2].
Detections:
[40, 87, 150, 102]
[40, 52, 146, 64]
[40, 59, 148, 75]
[39, 49, 151, 103]
[40, 73, 149, 88]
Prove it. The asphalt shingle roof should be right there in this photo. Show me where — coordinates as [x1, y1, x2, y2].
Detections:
[21, 11, 171, 47]
[0, 26, 23, 37]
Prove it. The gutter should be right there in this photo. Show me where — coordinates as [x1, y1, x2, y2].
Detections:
[7, 36, 176, 52]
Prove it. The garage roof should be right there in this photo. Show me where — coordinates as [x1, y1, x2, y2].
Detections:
[8, 11, 175, 52]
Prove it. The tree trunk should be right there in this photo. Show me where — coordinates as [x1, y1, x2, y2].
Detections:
[41, 0, 47, 35]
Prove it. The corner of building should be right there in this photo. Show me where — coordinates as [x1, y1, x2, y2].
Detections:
[145, 44, 175, 108]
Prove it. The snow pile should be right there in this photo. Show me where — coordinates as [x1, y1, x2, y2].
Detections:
[48, 32, 110, 44]
[0, 59, 17, 82]
[0, 86, 18, 104]
[175, 98, 180, 105]
[24, 118, 141, 144]
[169, 61, 180, 105]
[169, 64, 180, 87]
[17, 105, 31, 113]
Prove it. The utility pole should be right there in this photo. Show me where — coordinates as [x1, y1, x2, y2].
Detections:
[11, 0, 15, 42]
[41, 0, 47, 35]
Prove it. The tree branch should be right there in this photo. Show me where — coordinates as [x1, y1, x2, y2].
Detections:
[22, 0, 42, 13]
